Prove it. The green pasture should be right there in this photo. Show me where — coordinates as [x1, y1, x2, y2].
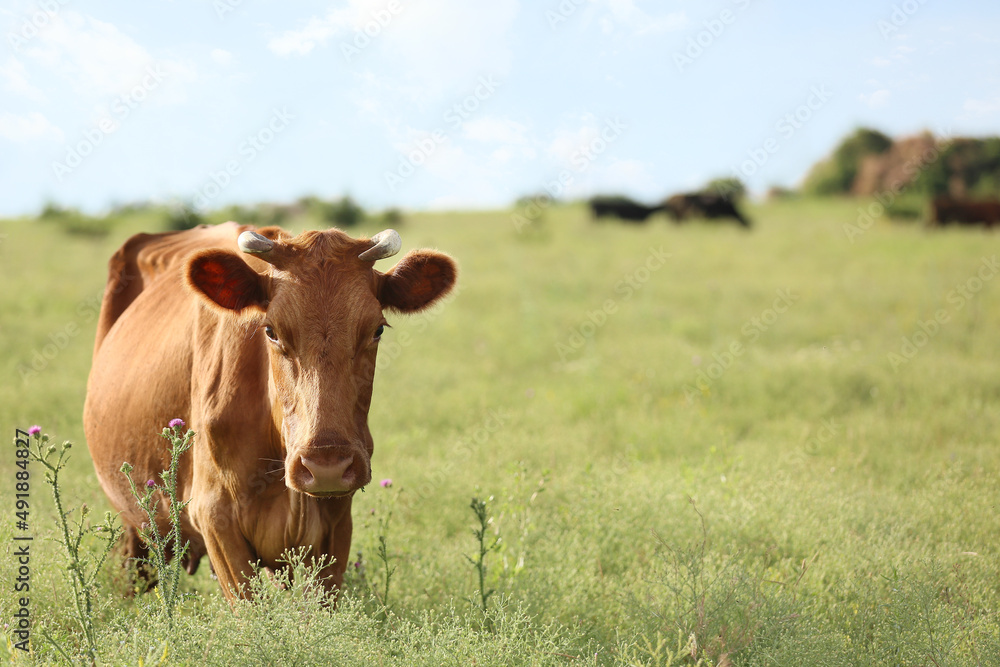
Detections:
[2, 198, 999, 665]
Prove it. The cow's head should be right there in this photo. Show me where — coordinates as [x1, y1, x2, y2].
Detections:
[186, 226, 456, 498]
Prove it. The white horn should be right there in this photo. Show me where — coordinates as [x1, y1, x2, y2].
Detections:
[238, 230, 275, 254]
[359, 229, 401, 261]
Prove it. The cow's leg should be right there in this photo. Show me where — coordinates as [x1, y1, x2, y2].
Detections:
[314, 512, 352, 606]
[118, 524, 157, 595]
[190, 500, 259, 602]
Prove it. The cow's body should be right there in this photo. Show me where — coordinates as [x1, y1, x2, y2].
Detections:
[589, 196, 664, 223]
[84, 222, 456, 599]
[930, 197, 1000, 228]
[663, 193, 751, 228]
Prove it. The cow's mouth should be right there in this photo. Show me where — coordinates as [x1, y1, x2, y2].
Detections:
[305, 489, 355, 499]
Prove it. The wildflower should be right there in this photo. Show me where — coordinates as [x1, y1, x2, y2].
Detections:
[28, 425, 41, 436]
[169, 418, 185, 429]
[380, 478, 392, 488]
[146, 480, 156, 488]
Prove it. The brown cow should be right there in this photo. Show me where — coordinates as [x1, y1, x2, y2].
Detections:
[83, 222, 456, 600]
[930, 196, 1000, 228]
[663, 192, 751, 228]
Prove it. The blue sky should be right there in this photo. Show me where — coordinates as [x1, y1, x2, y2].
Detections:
[1, 0, 998, 216]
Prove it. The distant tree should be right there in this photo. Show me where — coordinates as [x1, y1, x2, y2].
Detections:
[704, 177, 746, 200]
[36, 201, 114, 237]
[219, 204, 260, 224]
[165, 203, 206, 231]
[108, 201, 153, 216]
[257, 203, 293, 226]
[802, 127, 893, 195]
[40, 201, 73, 220]
[942, 137, 1000, 197]
[888, 137, 1000, 199]
[324, 196, 365, 227]
[297, 195, 323, 211]
[379, 208, 404, 226]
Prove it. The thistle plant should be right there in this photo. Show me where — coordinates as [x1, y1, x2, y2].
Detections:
[119, 419, 194, 625]
[368, 479, 398, 615]
[26, 426, 123, 665]
[466, 496, 502, 615]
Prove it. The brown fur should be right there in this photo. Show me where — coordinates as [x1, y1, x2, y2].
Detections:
[84, 222, 456, 601]
[930, 197, 1000, 228]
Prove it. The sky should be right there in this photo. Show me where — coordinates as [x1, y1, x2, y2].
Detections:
[1, 0, 999, 217]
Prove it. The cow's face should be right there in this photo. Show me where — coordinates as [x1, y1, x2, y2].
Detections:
[187, 227, 456, 498]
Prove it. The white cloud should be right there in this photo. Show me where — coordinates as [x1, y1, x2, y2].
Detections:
[420, 139, 472, 179]
[872, 43, 916, 67]
[546, 113, 606, 166]
[0, 111, 63, 142]
[14, 11, 196, 111]
[462, 117, 536, 164]
[348, 70, 429, 132]
[273, 0, 518, 97]
[374, 0, 519, 93]
[267, 0, 399, 57]
[24, 11, 155, 96]
[268, 15, 343, 56]
[962, 96, 1000, 118]
[597, 157, 656, 190]
[462, 116, 528, 145]
[596, 0, 686, 35]
[210, 48, 234, 66]
[860, 89, 891, 108]
[0, 57, 44, 101]
[559, 157, 655, 200]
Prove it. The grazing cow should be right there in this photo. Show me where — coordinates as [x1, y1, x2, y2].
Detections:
[663, 192, 751, 228]
[589, 196, 665, 223]
[83, 222, 456, 600]
[930, 196, 1000, 228]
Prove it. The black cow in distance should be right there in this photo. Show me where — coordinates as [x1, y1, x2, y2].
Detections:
[589, 196, 665, 223]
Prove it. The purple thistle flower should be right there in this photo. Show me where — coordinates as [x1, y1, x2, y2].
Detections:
[168, 418, 185, 429]
[28, 425, 41, 436]
[146, 479, 156, 488]
[380, 478, 392, 488]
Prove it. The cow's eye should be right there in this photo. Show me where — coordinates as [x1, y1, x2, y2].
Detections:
[374, 324, 385, 341]
[264, 325, 278, 343]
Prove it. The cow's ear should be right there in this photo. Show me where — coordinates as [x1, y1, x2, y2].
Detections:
[379, 250, 457, 313]
[187, 250, 268, 313]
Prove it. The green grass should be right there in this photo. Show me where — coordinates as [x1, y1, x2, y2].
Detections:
[2, 199, 1000, 665]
